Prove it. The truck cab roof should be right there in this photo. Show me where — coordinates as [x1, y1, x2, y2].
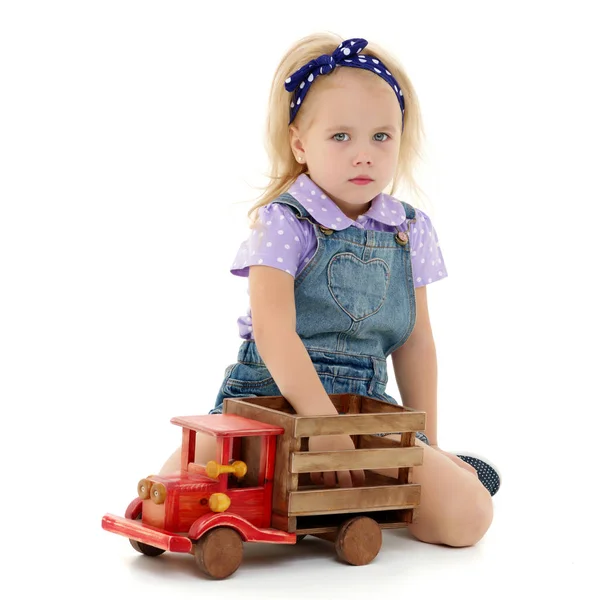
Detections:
[170, 414, 284, 438]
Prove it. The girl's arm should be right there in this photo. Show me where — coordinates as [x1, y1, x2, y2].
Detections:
[248, 265, 338, 416]
[391, 286, 439, 446]
[249, 264, 364, 488]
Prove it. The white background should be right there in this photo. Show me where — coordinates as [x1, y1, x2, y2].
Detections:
[1, 1, 598, 597]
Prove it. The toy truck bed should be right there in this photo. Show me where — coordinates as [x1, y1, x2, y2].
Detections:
[224, 393, 426, 536]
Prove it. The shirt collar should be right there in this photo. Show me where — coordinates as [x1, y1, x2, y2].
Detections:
[288, 173, 406, 230]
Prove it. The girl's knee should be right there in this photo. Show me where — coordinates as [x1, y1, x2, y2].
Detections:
[409, 444, 494, 547]
[444, 486, 494, 547]
[159, 446, 182, 475]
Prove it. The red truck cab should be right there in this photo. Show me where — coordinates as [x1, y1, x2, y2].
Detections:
[102, 413, 296, 578]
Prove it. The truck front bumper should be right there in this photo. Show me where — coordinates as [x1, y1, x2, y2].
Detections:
[102, 513, 192, 553]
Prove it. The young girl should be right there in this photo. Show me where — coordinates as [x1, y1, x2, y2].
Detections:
[160, 33, 500, 547]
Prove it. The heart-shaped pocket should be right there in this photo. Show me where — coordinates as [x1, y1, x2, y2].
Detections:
[327, 253, 390, 321]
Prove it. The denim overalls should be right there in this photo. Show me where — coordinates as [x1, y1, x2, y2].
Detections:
[210, 193, 428, 443]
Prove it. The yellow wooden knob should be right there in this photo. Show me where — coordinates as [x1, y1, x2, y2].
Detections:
[230, 460, 248, 479]
[209, 493, 231, 513]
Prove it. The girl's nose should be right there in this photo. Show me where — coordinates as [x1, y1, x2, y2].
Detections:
[353, 152, 372, 165]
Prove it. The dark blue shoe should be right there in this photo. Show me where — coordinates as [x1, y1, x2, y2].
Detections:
[452, 452, 501, 496]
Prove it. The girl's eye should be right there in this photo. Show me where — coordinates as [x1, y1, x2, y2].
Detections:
[333, 133, 349, 142]
[332, 133, 390, 142]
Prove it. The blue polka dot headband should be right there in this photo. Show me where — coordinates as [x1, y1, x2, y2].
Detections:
[284, 37, 405, 130]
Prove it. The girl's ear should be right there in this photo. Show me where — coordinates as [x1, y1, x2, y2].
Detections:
[289, 125, 305, 157]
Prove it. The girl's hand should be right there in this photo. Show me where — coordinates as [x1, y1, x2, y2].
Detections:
[308, 434, 366, 488]
[430, 445, 478, 477]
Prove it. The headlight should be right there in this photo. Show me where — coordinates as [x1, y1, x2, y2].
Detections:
[150, 482, 167, 505]
[137, 478, 151, 500]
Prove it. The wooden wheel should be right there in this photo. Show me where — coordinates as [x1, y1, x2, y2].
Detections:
[129, 538, 165, 557]
[129, 514, 165, 557]
[335, 516, 382, 566]
[194, 527, 243, 579]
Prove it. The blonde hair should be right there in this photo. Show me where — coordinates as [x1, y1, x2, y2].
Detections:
[246, 32, 428, 224]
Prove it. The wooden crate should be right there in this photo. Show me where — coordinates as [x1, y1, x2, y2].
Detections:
[223, 394, 425, 535]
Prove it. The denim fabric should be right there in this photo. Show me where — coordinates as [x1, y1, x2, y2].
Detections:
[210, 193, 428, 444]
[279, 193, 418, 358]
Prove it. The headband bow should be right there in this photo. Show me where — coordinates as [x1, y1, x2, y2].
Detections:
[284, 37, 405, 130]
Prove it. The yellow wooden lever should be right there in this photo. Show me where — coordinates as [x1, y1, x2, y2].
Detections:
[205, 460, 247, 480]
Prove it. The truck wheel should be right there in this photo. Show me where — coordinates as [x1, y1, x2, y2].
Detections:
[129, 538, 166, 557]
[129, 514, 165, 557]
[194, 527, 243, 579]
[335, 516, 382, 566]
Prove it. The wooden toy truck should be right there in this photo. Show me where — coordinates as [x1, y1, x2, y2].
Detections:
[102, 393, 425, 579]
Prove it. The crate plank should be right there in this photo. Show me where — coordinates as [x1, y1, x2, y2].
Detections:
[294, 412, 425, 437]
[290, 447, 423, 473]
[288, 484, 420, 516]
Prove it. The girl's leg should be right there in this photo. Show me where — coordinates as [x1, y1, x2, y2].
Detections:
[159, 435, 492, 548]
[405, 438, 493, 547]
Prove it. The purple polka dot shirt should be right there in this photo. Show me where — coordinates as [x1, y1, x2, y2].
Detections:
[231, 174, 448, 339]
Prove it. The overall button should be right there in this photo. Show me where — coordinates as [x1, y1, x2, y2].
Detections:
[395, 231, 408, 246]
[319, 226, 334, 235]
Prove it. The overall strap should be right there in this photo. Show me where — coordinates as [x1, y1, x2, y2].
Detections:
[270, 193, 313, 221]
[399, 200, 416, 221]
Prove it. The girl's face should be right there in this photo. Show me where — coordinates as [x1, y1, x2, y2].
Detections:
[290, 68, 402, 220]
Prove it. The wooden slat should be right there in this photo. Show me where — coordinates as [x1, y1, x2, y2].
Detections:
[399, 431, 416, 485]
[297, 468, 402, 490]
[293, 412, 425, 437]
[343, 395, 362, 446]
[359, 433, 419, 482]
[290, 447, 423, 473]
[238, 395, 295, 412]
[347, 394, 361, 414]
[288, 484, 420, 516]
[295, 521, 411, 535]
[329, 393, 361, 414]
[297, 527, 337, 536]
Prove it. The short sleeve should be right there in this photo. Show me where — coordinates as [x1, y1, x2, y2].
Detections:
[409, 208, 448, 287]
[230, 203, 308, 278]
